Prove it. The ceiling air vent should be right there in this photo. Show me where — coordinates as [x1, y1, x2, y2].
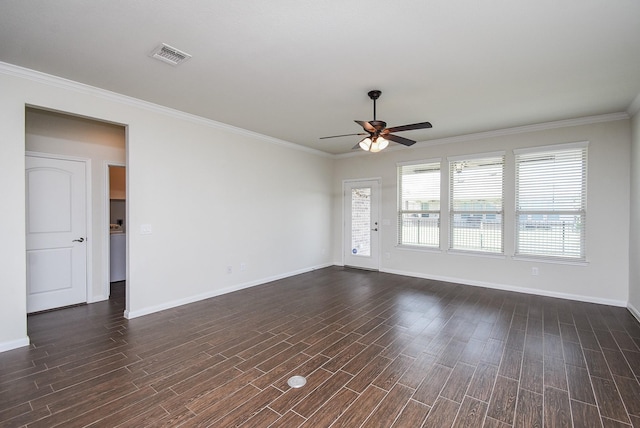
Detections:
[150, 43, 192, 66]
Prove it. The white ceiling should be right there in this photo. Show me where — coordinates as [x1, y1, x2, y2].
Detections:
[1, 1, 639, 155]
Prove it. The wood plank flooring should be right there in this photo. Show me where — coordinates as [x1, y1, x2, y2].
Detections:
[1, 267, 640, 427]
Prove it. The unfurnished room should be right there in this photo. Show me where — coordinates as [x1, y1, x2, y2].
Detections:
[1, 1, 640, 427]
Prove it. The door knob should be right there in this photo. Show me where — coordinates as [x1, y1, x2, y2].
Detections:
[72, 237, 85, 243]
[371, 228, 378, 231]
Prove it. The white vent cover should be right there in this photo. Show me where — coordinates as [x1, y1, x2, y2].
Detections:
[150, 43, 192, 66]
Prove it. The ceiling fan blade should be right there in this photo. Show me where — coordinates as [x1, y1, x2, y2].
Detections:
[385, 133, 416, 146]
[355, 120, 376, 133]
[385, 121, 432, 133]
[319, 132, 368, 139]
[352, 142, 362, 150]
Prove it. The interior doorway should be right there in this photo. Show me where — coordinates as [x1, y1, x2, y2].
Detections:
[25, 107, 126, 311]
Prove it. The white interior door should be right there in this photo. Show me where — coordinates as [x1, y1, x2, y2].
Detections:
[26, 155, 88, 313]
[344, 180, 380, 270]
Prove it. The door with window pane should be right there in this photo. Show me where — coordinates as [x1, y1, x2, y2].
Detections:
[344, 180, 380, 270]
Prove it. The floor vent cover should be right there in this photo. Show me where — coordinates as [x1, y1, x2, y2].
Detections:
[150, 43, 191, 66]
[287, 375, 307, 389]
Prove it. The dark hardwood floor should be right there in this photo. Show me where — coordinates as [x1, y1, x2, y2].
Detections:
[1, 267, 640, 427]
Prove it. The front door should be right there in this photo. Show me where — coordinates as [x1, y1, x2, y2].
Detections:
[344, 180, 380, 270]
[26, 154, 88, 313]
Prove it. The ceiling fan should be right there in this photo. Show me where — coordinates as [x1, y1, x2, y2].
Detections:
[320, 90, 432, 152]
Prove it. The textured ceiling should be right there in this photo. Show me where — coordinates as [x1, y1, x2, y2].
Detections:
[1, 0, 639, 154]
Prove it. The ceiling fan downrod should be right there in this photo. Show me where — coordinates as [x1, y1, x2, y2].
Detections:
[368, 90, 381, 121]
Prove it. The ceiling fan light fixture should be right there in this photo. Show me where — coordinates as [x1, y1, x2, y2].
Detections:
[370, 136, 389, 153]
[359, 136, 389, 153]
[359, 137, 372, 151]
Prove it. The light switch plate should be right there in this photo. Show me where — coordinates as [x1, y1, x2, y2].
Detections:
[140, 224, 152, 235]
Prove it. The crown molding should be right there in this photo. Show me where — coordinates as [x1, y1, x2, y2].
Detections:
[628, 92, 640, 117]
[334, 112, 630, 159]
[1, 61, 631, 160]
[421, 112, 629, 149]
[0, 61, 333, 159]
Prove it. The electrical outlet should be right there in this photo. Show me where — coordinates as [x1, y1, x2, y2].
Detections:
[240, 263, 247, 272]
[531, 267, 539, 276]
[226, 266, 232, 274]
[140, 224, 152, 235]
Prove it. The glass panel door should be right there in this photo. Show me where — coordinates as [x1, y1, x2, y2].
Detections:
[344, 180, 379, 270]
[351, 187, 371, 257]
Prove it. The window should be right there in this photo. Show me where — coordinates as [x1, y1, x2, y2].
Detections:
[398, 160, 440, 247]
[351, 187, 371, 256]
[515, 143, 587, 260]
[449, 153, 504, 253]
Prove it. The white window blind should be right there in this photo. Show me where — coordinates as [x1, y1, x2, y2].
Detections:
[398, 161, 440, 247]
[515, 144, 587, 260]
[449, 154, 504, 253]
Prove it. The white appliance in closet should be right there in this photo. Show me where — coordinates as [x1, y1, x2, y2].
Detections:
[110, 226, 126, 282]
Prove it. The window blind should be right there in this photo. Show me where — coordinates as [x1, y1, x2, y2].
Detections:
[397, 161, 440, 247]
[515, 144, 587, 260]
[449, 154, 504, 253]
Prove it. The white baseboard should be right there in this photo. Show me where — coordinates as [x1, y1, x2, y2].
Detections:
[121, 262, 634, 319]
[628, 302, 640, 323]
[124, 263, 333, 319]
[380, 268, 628, 307]
[0, 336, 30, 353]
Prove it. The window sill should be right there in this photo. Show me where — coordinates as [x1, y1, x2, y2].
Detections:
[512, 256, 589, 266]
[396, 245, 442, 253]
[446, 250, 506, 260]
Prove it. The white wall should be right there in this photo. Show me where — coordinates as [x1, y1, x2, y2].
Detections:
[0, 74, 28, 352]
[0, 64, 333, 351]
[124, 110, 333, 318]
[629, 111, 640, 318]
[333, 119, 631, 305]
[25, 108, 126, 302]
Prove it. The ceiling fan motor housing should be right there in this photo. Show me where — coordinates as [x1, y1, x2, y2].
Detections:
[368, 90, 382, 100]
[369, 120, 387, 132]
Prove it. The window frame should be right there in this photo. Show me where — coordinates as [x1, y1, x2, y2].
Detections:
[397, 159, 442, 249]
[514, 142, 588, 262]
[448, 152, 505, 255]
